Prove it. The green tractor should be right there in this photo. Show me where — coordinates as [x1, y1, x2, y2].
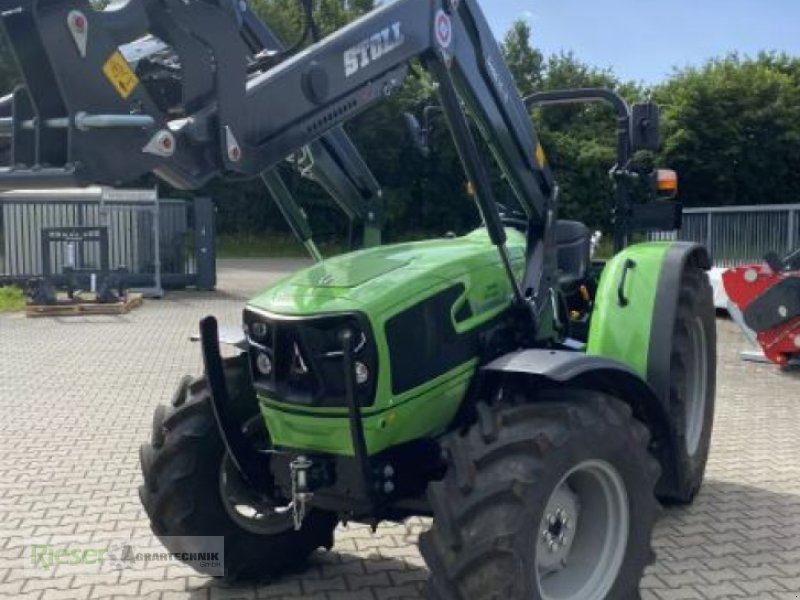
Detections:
[138, 29, 716, 600]
[0, 0, 714, 595]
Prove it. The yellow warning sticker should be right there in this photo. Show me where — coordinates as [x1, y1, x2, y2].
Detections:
[535, 143, 547, 168]
[102, 51, 139, 99]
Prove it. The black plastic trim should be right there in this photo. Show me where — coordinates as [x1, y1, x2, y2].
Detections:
[386, 284, 479, 395]
[646, 242, 711, 407]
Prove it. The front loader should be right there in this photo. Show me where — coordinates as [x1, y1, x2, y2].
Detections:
[0, 0, 716, 597]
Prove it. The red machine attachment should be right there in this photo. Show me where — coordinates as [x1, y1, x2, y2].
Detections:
[723, 249, 800, 367]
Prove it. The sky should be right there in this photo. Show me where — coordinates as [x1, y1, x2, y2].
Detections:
[479, 0, 800, 84]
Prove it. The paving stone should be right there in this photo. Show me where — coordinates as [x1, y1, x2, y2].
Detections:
[1, 261, 798, 599]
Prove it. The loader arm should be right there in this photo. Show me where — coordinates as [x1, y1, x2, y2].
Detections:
[0, 0, 559, 340]
[0, 0, 383, 247]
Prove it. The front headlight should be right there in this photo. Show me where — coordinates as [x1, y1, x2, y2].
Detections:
[255, 351, 273, 377]
[354, 361, 370, 385]
[242, 308, 378, 408]
[249, 321, 270, 343]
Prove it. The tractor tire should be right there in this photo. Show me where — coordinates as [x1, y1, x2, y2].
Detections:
[660, 266, 717, 504]
[420, 390, 660, 600]
[139, 358, 337, 581]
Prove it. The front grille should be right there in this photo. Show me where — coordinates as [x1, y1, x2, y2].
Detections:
[243, 309, 378, 408]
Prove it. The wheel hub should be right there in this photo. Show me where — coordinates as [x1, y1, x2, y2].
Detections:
[535, 460, 630, 600]
[537, 486, 580, 573]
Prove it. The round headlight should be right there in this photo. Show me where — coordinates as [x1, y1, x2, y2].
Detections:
[250, 321, 269, 341]
[354, 361, 370, 385]
[256, 352, 273, 377]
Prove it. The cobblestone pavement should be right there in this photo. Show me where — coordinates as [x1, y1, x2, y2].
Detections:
[1, 258, 799, 600]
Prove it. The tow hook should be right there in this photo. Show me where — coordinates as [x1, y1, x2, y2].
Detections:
[290, 456, 314, 530]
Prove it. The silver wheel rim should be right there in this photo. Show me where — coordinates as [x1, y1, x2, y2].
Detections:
[684, 316, 708, 456]
[219, 454, 295, 535]
[535, 460, 630, 600]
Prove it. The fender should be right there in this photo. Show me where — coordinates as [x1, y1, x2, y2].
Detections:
[587, 241, 711, 409]
[645, 242, 712, 407]
[479, 349, 676, 480]
[481, 350, 669, 428]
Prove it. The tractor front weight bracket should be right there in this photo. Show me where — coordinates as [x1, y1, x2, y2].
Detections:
[199, 316, 273, 493]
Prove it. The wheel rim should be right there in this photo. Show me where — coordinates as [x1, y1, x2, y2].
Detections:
[535, 460, 630, 600]
[684, 316, 709, 457]
[219, 454, 295, 535]
[218, 417, 294, 536]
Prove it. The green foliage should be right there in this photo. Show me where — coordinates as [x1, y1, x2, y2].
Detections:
[0, 286, 24, 312]
[0, 3, 797, 247]
[532, 51, 642, 230]
[654, 53, 800, 207]
[501, 20, 543, 96]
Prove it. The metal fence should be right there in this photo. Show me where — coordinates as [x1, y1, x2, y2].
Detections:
[651, 204, 800, 267]
[0, 188, 216, 291]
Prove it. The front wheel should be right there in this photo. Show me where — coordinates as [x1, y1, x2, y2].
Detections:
[139, 361, 338, 581]
[420, 390, 660, 600]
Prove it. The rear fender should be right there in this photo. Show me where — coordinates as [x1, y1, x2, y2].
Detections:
[587, 241, 711, 408]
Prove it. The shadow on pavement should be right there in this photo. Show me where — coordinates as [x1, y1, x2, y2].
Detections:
[185, 550, 426, 599]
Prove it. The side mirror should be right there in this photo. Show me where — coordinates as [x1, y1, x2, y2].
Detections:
[631, 102, 661, 151]
[402, 112, 430, 158]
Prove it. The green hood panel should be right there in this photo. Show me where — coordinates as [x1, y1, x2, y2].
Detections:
[247, 228, 526, 317]
[297, 255, 411, 288]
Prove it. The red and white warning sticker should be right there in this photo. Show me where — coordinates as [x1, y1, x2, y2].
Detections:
[435, 9, 453, 49]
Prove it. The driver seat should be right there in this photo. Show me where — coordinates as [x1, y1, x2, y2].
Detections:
[555, 220, 591, 292]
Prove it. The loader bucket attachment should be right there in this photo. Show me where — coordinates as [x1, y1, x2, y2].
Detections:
[0, 0, 222, 190]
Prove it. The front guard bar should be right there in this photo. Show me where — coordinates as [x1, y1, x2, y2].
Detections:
[200, 314, 377, 506]
[199, 316, 270, 490]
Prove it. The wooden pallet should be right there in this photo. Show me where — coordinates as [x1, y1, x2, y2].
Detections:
[26, 293, 144, 318]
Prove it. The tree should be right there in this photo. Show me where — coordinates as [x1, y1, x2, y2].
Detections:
[520, 48, 643, 230]
[501, 20, 543, 97]
[654, 53, 800, 207]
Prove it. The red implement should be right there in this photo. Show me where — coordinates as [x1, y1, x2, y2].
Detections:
[723, 263, 800, 367]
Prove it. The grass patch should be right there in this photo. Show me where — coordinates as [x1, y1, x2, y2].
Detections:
[0, 286, 25, 313]
[216, 233, 347, 259]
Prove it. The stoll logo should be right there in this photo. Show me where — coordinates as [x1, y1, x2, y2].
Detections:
[344, 22, 405, 78]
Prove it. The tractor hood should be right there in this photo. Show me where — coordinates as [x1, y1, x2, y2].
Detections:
[247, 228, 526, 317]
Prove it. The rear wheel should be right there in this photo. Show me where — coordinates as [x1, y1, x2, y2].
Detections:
[420, 390, 660, 600]
[139, 359, 337, 581]
[661, 266, 716, 504]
